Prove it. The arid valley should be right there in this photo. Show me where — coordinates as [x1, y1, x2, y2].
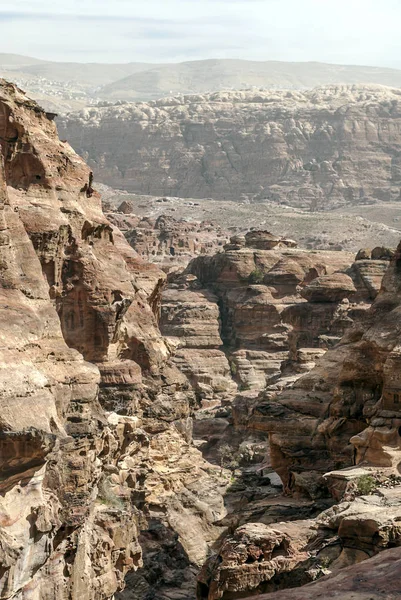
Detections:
[2, 4, 401, 598]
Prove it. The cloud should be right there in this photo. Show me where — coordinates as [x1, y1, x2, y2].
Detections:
[0, 0, 400, 67]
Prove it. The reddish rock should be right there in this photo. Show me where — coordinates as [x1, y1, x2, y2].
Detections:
[0, 80, 230, 600]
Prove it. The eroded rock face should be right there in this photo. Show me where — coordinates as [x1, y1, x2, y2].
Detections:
[0, 80, 229, 600]
[198, 476, 401, 599]
[157, 234, 390, 479]
[0, 81, 140, 600]
[3, 78, 401, 600]
[59, 86, 401, 208]
[247, 546, 401, 600]
[185, 237, 387, 394]
[109, 212, 229, 272]
[250, 239, 401, 497]
[193, 235, 401, 599]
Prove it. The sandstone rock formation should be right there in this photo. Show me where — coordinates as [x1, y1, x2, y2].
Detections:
[156, 232, 390, 479]
[106, 210, 229, 272]
[195, 236, 401, 599]
[59, 86, 401, 209]
[0, 79, 229, 600]
[254, 546, 401, 600]
[3, 77, 401, 600]
[248, 237, 401, 497]
[183, 233, 388, 393]
[199, 485, 401, 599]
[0, 79, 144, 600]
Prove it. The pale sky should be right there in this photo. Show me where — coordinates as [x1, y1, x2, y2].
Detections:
[1, 0, 401, 67]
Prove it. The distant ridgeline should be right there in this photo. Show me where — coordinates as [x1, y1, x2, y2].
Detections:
[58, 86, 401, 210]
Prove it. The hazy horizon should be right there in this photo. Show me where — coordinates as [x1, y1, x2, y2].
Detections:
[1, 0, 401, 68]
[5, 54, 401, 70]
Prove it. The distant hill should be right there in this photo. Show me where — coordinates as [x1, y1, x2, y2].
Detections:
[3, 54, 401, 110]
[98, 59, 401, 101]
[0, 53, 45, 68]
[17, 61, 161, 88]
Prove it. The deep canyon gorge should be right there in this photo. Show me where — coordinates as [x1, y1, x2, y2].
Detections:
[1, 76, 401, 600]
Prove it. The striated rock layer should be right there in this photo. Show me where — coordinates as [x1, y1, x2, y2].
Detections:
[59, 86, 401, 209]
[106, 209, 230, 272]
[249, 237, 401, 497]
[4, 78, 401, 600]
[196, 239, 401, 599]
[156, 231, 390, 477]
[0, 79, 229, 600]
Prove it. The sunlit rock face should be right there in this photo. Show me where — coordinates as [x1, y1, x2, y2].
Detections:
[0, 80, 230, 600]
[0, 79, 140, 600]
[3, 78, 401, 600]
[59, 86, 401, 208]
[157, 233, 389, 477]
[195, 241, 401, 600]
[184, 235, 387, 395]
[248, 239, 401, 497]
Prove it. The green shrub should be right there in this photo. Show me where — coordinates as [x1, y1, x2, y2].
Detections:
[218, 444, 234, 469]
[248, 268, 264, 284]
[356, 474, 376, 496]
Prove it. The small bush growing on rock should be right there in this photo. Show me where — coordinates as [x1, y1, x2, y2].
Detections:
[319, 556, 331, 569]
[248, 268, 264, 284]
[218, 444, 240, 474]
[356, 474, 376, 496]
[219, 444, 234, 469]
[230, 361, 237, 376]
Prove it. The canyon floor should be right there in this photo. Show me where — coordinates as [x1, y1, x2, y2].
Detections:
[99, 185, 401, 253]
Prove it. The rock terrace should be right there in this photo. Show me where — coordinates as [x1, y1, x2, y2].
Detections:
[58, 86, 401, 209]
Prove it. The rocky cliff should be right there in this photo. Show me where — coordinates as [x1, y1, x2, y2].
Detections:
[0, 79, 231, 600]
[195, 240, 401, 598]
[58, 86, 401, 209]
[155, 232, 390, 478]
[3, 78, 401, 600]
[250, 237, 401, 496]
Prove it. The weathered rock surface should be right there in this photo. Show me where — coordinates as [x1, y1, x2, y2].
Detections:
[249, 238, 401, 497]
[198, 477, 401, 599]
[106, 211, 229, 272]
[0, 79, 145, 600]
[4, 77, 401, 600]
[0, 79, 230, 600]
[196, 235, 401, 599]
[247, 546, 401, 600]
[59, 86, 401, 209]
[185, 235, 387, 392]
[156, 233, 390, 484]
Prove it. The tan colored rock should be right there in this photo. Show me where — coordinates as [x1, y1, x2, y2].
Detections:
[300, 273, 357, 303]
[251, 546, 401, 600]
[58, 86, 401, 209]
[197, 522, 311, 599]
[188, 244, 372, 391]
[118, 199, 134, 214]
[0, 80, 230, 600]
[250, 238, 401, 496]
[0, 82, 142, 599]
[198, 481, 401, 599]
